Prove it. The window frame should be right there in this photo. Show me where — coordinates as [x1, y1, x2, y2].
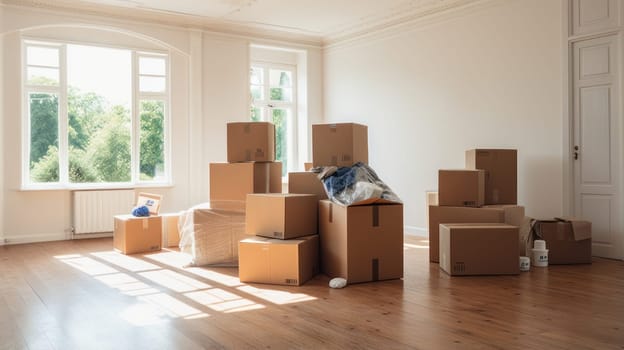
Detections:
[21, 38, 171, 190]
[250, 61, 298, 178]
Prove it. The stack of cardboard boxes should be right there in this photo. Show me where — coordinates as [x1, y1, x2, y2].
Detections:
[178, 121, 283, 265]
[239, 193, 319, 286]
[310, 123, 404, 284]
[430, 149, 524, 276]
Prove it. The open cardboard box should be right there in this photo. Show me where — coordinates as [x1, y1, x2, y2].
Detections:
[113, 192, 163, 254]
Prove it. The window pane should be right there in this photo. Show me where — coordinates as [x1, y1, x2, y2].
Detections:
[67, 44, 132, 183]
[250, 67, 263, 85]
[140, 76, 166, 93]
[250, 85, 263, 100]
[29, 93, 59, 183]
[139, 56, 166, 76]
[27, 67, 59, 86]
[27, 46, 59, 67]
[272, 108, 290, 177]
[139, 100, 165, 181]
[251, 106, 262, 121]
[270, 87, 292, 102]
[269, 69, 291, 88]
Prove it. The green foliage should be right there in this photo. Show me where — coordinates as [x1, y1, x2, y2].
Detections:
[86, 105, 131, 182]
[29, 93, 59, 165]
[29, 84, 168, 184]
[139, 101, 164, 179]
[30, 145, 59, 182]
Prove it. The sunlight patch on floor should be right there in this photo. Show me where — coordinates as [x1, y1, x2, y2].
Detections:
[139, 269, 212, 293]
[237, 285, 317, 305]
[91, 251, 161, 272]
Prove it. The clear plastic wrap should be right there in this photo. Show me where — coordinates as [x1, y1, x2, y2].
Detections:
[316, 162, 401, 206]
[178, 201, 248, 266]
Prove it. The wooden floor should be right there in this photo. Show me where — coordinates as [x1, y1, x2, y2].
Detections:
[0, 236, 623, 350]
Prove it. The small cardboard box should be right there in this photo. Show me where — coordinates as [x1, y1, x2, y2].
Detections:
[288, 171, 328, 200]
[246, 193, 318, 239]
[319, 200, 403, 284]
[535, 218, 592, 264]
[209, 162, 282, 205]
[178, 205, 247, 266]
[227, 122, 275, 162]
[239, 235, 319, 286]
[428, 205, 524, 262]
[312, 123, 368, 167]
[438, 169, 485, 207]
[161, 212, 181, 248]
[114, 215, 162, 254]
[439, 223, 520, 276]
[113, 192, 164, 255]
[465, 149, 517, 204]
[303, 162, 313, 171]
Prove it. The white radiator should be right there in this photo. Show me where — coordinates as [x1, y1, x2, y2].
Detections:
[73, 190, 135, 234]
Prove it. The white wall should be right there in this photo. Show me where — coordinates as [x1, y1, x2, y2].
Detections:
[323, 0, 563, 234]
[0, 4, 323, 244]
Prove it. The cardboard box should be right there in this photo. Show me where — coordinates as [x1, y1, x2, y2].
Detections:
[438, 169, 485, 207]
[304, 162, 313, 171]
[246, 194, 318, 239]
[113, 192, 163, 254]
[425, 191, 438, 227]
[312, 123, 368, 167]
[209, 162, 282, 205]
[178, 205, 247, 266]
[161, 213, 181, 248]
[465, 149, 517, 204]
[439, 223, 520, 276]
[288, 172, 328, 200]
[239, 235, 319, 286]
[319, 200, 403, 284]
[227, 122, 275, 162]
[114, 215, 162, 254]
[535, 218, 592, 264]
[428, 205, 524, 262]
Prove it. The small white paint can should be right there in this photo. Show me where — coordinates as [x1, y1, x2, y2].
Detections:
[519, 256, 531, 271]
[532, 240, 548, 267]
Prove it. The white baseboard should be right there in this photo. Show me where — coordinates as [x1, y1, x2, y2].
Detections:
[404, 225, 428, 238]
[2, 232, 69, 245]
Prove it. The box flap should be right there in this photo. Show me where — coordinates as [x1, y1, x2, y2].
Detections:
[555, 217, 592, 241]
[136, 192, 162, 215]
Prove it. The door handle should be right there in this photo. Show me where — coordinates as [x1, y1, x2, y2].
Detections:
[574, 145, 579, 160]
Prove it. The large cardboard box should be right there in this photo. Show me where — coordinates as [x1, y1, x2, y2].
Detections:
[439, 223, 520, 276]
[209, 162, 282, 205]
[246, 193, 318, 239]
[288, 171, 328, 200]
[178, 205, 247, 266]
[114, 215, 162, 254]
[312, 123, 368, 167]
[113, 192, 163, 254]
[465, 149, 517, 204]
[319, 200, 403, 284]
[535, 218, 592, 264]
[438, 169, 485, 207]
[227, 122, 275, 162]
[428, 205, 524, 262]
[239, 235, 319, 286]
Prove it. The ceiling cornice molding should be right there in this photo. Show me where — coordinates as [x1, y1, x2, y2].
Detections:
[323, 0, 487, 46]
[323, 0, 500, 50]
[0, 0, 324, 47]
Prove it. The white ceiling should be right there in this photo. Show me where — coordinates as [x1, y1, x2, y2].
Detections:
[4, 0, 480, 45]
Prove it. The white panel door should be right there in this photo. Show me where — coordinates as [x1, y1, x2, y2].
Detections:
[573, 34, 623, 259]
[572, 0, 619, 36]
